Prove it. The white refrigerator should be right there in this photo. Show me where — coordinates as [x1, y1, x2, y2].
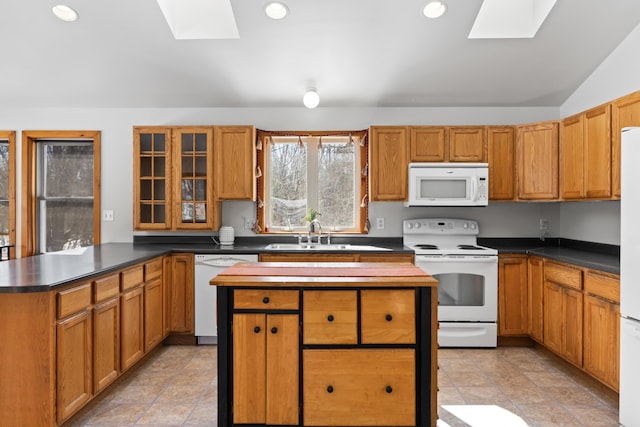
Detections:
[620, 127, 640, 427]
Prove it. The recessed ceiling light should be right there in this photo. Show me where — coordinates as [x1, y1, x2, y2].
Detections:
[423, 1, 447, 19]
[265, 2, 288, 20]
[303, 89, 320, 109]
[52, 4, 79, 22]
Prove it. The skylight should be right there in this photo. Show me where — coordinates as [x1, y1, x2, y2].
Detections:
[468, 0, 557, 39]
[156, 0, 239, 40]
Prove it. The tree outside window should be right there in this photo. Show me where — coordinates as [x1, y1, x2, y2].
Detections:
[257, 130, 368, 234]
[0, 141, 9, 246]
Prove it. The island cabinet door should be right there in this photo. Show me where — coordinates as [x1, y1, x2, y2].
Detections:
[233, 313, 299, 425]
[303, 349, 415, 426]
[93, 298, 120, 394]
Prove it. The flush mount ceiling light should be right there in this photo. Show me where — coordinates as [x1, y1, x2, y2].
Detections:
[265, 2, 288, 20]
[423, 1, 447, 19]
[303, 89, 320, 109]
[52, 5, 79, 22]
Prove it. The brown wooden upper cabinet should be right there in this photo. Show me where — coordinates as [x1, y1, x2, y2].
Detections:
[487, 126, 516, 201]
[214, 126, 256, 200]
[134, 125, 255, 231]
[369, 126, 409, 201]
[612, 91, 640, 199]
[561, 105, 611, 199]
[516, 122, 559, 200]
[410, 126, 486, 162]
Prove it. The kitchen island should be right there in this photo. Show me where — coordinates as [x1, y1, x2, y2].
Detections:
[212, 261, 439, 427]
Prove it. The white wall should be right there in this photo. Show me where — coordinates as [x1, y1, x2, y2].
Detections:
[1, 106, 558, 246]
[6, 18, 640, 250]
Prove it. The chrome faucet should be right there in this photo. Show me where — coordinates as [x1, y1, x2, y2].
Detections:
[308, 218, 322, 244]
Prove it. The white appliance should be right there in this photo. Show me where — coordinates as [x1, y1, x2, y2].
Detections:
[406, 163, 489, 207]
[403, 218, 498, 347]
[620, 127, 640, 426]
[194, 253, 258, 344]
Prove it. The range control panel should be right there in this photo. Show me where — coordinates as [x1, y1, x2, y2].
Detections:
[403, 218, 479, 235]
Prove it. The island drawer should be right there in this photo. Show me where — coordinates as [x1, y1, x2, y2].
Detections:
[57, 283, 92, 319]
[234, 289, 299, 310]
[93, 274, 120, 303]
[584, 270, 620, 303]
[303, 291, 357, 345]
[303, 349, 415, 426]
[144, 258, 163, 281]
[361, 289, 416, 344]
[544, 261, 583, 290]
[121, 265, 144, 291]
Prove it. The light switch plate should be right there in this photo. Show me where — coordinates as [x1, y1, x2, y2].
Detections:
[376, 218, 385, 229]
[103, 210, 114, 222]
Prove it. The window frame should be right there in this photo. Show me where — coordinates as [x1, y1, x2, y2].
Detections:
[0, 131, 16, 251]
[255, 129, 368, 234]
[21, 130, 101, 256]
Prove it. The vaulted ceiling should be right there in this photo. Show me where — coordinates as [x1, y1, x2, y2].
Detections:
[2, 0, 640, 108]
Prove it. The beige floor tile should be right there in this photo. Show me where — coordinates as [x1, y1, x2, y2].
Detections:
[523, 370, 578, 388]
[517, 403, 584, 427]
[457, 386, 512, 405]
[438, 387, 466, 406]
[499, 386, 554, 405]
[438, 370, 454, 388]
[447, 370, 494, 387]
[110, 385, 165, 404]
[198, 385, 218, 404]
[171, 369, 217, 386]
[439, 358, 483, 373]
[135, 403, 194, 425]
[127, 370, 177, 388]
[155, 384, 207, 404]
[184, 404, 217, 425]
[183, 357, 217, 370]
[488, 370, 536, 387]
[542, 386, 605, 406]
[564, 404, 620, 427]
[82, 403, 149, 425]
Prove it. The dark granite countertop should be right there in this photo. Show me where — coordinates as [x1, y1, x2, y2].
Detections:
[479, 238, 620, 275]
[0, 243, 171, 293]
[0, 237, 619, 293]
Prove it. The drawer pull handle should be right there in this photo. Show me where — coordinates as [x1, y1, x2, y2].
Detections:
[327, 385, 334, 393]
[385, 385, 393, 394]
[263, 297, 270, 304]
[385, 314, 393, 321]
[271, 327, 278, 334]
[327, 314, 334, 322]
[254, 326, 261, 333]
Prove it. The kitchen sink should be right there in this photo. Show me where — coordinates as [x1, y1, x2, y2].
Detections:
[264, 243, 391, 251]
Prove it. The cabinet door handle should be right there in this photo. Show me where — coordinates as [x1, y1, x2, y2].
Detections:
[271, 327, 278, 334]
[262, 296, 270, 304]
[385, 385, 393, 394]
[385, 314, 393, 321]
[327, 314, 334, 322]
[327, 385, 334, 393]
[254, 326, 261, 333]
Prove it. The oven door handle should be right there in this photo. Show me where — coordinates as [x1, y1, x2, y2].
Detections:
[416, 257, 497, 263]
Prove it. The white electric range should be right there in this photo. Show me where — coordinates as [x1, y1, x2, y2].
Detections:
[403, 218, 498, 348]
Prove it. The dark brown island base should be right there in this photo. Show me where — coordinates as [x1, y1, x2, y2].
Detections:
[212, 262, 439, 427]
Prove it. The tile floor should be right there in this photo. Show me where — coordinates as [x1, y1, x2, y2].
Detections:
[65, 344, 620, 427]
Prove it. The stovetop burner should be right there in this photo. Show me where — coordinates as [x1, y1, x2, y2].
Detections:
[414, 244, 439, 250]
[457, 245, 484, 250]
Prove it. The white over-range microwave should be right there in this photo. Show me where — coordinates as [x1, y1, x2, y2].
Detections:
[406, 163, 489, 207]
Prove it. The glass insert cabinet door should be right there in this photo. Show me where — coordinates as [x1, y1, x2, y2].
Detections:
[134, 127, 172, 229]
[173, 127, 215, 229]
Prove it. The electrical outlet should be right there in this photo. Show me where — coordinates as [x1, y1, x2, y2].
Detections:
[539, 218, 548, 230]
[102, 209, 114, 222]
[244, 217, 255, 229]
[376, 218, 385, 229]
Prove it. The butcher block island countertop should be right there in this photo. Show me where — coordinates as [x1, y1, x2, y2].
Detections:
[212, 262, 439, 427]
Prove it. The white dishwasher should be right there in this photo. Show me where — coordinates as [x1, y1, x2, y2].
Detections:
[194, 253, 258, 344]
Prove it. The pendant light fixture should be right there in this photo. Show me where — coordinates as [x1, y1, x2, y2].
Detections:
[303, 88, 320, 109]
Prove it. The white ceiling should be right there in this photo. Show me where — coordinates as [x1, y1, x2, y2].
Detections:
[2, 0, 640, 108]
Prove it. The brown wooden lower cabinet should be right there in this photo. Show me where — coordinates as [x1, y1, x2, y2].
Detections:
[527, 256, 544, 342]
[56, 309, 93, 424]
[170, 253, 195, 333]
[93, 297, 120, 393]
[215, 262, 437, 427]
[498, 255, 528, 336]
[120, 285, 145, 371]
[232, 313, 299, 425]
[144, 278, 164, 351]
[303, 349, 416, 426]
